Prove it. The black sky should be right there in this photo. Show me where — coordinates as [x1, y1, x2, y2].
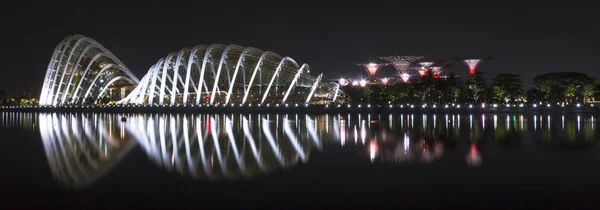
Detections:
[2, 1, 599, 96]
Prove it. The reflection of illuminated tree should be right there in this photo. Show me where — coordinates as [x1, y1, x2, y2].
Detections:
[541, 130, 552, 146]
[564, 119, 577, 142]
[583, 119, 595, 142]
[535, 115, 595, 151]
[492, 115, 522, 150]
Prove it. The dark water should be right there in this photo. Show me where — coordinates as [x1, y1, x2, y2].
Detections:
[1, 112, 600, 209]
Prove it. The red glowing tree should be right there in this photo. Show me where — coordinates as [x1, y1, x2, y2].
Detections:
[429, 64, 451, 79]
[417, 61, 435, 76]
[456, 57, 491, 75]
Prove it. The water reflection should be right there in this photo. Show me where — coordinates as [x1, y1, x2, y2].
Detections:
[38, 113, 137, 189]
[126, 114, 320, 180]
[1, 112, 598, 189]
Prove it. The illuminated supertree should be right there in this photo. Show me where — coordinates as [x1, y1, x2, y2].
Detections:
[429, 64, 451, 79]
[380, 77, 390, 85]
[338, 78, 349, 87]
[400, 73, 411, 83]
[380, 56, 423, 79]
[417, 61, 435, 76]
[456, 57, 491, 75]
[359, 79, 368, 87]
[357, 62, 389, 79]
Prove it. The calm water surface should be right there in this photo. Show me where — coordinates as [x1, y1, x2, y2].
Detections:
[1, 112, 599, 208]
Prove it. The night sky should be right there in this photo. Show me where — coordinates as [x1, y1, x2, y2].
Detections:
[2, 2, 598, 96]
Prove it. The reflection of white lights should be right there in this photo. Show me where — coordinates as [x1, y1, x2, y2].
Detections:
[403, 133, 409, 152]
[493, 114, 497, 129]
[361, 120, 366, 144]
[352, 81, 359, 86]
[340, 120, 346, 146]
[534, 115, 537, 131]
[577, 115, 581, 131]
[369, 140, 378, 162]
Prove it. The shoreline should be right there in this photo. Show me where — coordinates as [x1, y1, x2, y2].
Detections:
[1, 105, 598, 114]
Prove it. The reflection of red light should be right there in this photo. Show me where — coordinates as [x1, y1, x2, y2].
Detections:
[206, 117, 212, 134]
[206, 93, 211, 98]
[470, 143, 477, 154]
[369, 140, 378, 152]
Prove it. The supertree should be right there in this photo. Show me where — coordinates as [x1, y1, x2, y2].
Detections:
[380, 56, 423, 82]
[357, 62, 389, 79]
[380, 77, 391, 85]
[400, 73, 411, 83]
[338, 78, 349, 87]
[417, 61, 436, 76]
[429, 64, 451, 79]
[455, 57, 491, 75]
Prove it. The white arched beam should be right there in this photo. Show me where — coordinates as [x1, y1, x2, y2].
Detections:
[305, 73, 323, 104]
[281, 64, 309, 104]
[260, 57, 299, 104]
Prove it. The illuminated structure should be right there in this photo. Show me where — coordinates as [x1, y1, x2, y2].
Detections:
[357, 63, 388, 79]
[128, 114, 321, 179]
[39, 35, 344, 106]
[39, 113, 137, 189]
[39, 35, 139, 106]
[338, 78, 349, 87]
[380, 77, 390, 85]
[457, 57, 490, 75]
[429, 64, 451, 79]
[380, 56, 423, 82]
[120, 44, 341, 106]
[400, 73, 411, 83]
[417, 61, 435, 76]
[40, 113, 322, 184]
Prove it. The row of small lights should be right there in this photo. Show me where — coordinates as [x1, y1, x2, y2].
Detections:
[0, 103, 312, 109]
[324, 103, 594, 109]
[0, 103, 595, 109]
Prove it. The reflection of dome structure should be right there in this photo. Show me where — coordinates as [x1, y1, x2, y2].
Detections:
[39, 113, 137, 189]
[119, 44, 343, 105]
[126, 114, 322, 180]
[39, 35, 139, 106]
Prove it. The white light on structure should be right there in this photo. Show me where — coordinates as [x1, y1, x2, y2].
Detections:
[400, 73, 411, 83]
[380, 77, 390, 85]
[352, 81, 359, 86]
[359, 79, 367, 87]
[338, 78, 349, 86]
[577, 103, 581, 107]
